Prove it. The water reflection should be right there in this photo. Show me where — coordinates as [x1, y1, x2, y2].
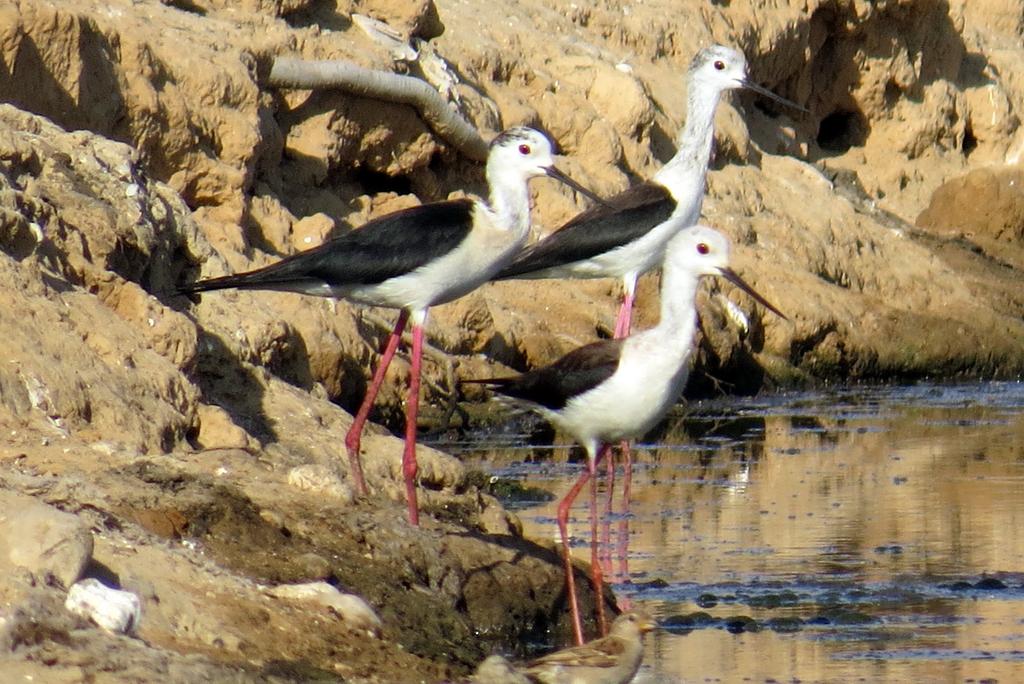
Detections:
[445, 382, 1024, 682]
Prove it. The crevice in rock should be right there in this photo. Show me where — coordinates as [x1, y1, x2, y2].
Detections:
[817, 109, 868, 153]
[353, 166, 413, 197]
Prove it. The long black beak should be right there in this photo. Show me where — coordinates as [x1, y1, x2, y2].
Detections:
[741, 79, 808, 113]
[718, 267, 787, 320]
[545, 166, 612, 207]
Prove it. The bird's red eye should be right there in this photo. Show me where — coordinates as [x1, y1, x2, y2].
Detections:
[518, 144, 531, 155]
[714, 60, 726, 70]
[696, 242, 710, 254]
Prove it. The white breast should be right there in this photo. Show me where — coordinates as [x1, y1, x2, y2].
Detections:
[553, 331, 692, 447]
[337, 205, 526, 311]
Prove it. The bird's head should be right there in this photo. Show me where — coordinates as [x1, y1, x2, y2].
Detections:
[611, 610, 659, 637]
[668, 225, 787, 320]
[690, 44, 805, 112]
[488, 127, 607, 205]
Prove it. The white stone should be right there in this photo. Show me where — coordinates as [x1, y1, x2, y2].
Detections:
[65, 578, 141, 634]
[266, 582, 382, 637]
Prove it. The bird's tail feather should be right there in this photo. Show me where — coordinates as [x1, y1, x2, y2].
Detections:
[175, 273, 249, 295]
[175, 270, 309, 296]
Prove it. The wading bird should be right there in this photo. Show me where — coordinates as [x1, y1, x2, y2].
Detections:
[495, 45, 801, 338]
[468, 226, 785, 643]
[179, 127, 605, 526]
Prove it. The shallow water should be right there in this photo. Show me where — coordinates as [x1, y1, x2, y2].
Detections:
[445, 381, 1024, 683]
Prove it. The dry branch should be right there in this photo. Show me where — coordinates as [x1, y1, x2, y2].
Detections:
[267, 57, 489, 162]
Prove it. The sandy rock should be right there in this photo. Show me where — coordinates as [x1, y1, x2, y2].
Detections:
[0, 107, 199, 452]
[90, 274, 199, 370]
[177, 0, 319, 17]
[0, 0, 282, 207]
[546, 56, 655, 143]
[477, 494, 523, 537]
[291, 211, 336, 250]
[0, 491, 93, 588]
[280, 91, 438, 181]
[0, 104, 206, 294]
[196, 404, 256, 451]
[287, 463, 355, 505]
[961, 81, 1020, 160]
[0, 575, 79, 656]
[356, 432, 466, 496]
[354, 0, 444, 40]
[701, 154, 1024, 381]
[279, 102, 357, 186]
[245, 192, 296, 255]
[916, 165, 1024, 275]
[291, 551, 333, 579]
[916, 166, 1024, 243]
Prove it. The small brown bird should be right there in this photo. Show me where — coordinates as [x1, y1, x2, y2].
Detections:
[523, 610, 658, 684]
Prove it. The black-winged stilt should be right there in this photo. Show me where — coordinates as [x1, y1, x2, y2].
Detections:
[467, 225, 785, 643]
[178, 127, 605, 526]
[496, 47, 802, 570]
[494, 45, 801, 338]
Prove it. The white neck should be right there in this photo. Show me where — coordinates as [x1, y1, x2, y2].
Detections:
[623, 237, 702, 401]
[652, 79, 723, 223]
[656, 250, 701, 342]
[484, 164, 532, 239]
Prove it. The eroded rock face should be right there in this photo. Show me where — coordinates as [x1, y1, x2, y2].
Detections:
[11, 0, 1012, 396]
[0, 0, 281, 210]
[917, 166, 1024, 244]
[0, 105, 200, 452]
[1, 0, 1024, 681]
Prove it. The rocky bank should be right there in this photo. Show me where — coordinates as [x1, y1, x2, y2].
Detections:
[1, 0, 1023, 681]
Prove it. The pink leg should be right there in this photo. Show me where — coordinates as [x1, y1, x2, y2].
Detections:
[620, 441, 633, 507]
[612, 291, 635, 339]
[608, 279, 636, 603]
[402, 322, 424, 527]
[600, 450, 614, 576]
[615, 440, 634, 609]
[558, 465, 592, 646]
[344, 310, 410, 496]
[607, 279, 636, 571]
[590, 458, 608, 637]
[558, 445, 610, 646]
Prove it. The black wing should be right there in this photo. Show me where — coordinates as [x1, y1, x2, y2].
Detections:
[178, 200, 475, 294]
[468, 339, 625, 410]
[496, 182, 674, 278]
